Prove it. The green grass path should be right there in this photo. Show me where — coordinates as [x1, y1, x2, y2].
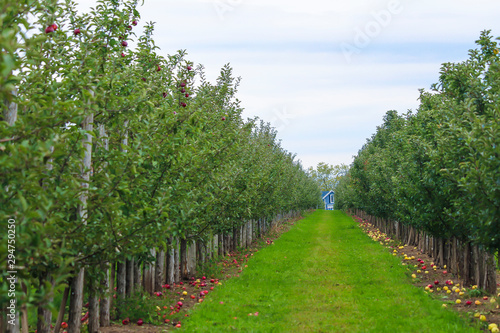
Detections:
[182, 210, 480, 332]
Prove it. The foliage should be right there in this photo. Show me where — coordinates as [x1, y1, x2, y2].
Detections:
[307, 162, 349, 191]
[335, 31, 500, 251]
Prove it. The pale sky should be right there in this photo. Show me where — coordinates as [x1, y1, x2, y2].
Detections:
[75, 0, 500, 169]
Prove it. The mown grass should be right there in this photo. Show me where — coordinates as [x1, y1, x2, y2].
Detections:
[181, 210, 481, 332]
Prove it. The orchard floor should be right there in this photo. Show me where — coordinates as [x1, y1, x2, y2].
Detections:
[99, 210, 499, 332]
[357, 218, 500, 330]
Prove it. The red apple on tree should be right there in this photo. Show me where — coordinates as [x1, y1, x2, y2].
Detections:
[121, 41, 128, 47]
[132, 20, 138, 26]
[74, 28, 81, 35]
[45, 25, 55, 33]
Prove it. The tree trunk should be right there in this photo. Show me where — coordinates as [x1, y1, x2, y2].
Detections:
[213, 234, 218, 259]
[3, 89, 18, 125]
[463, 242, 472, 286]
[238, 225, 243, 247]
[233, 226, 238, 250]
[88, 282, 99, 333]
[225, 233, 230, 255]
[171, 239, 179, 283]
[99, 265, 110, 327]
[37, 274, 54, 333]
[472, 245, 480, 286]
[181, 239, 188, 280]
[218, 233, 223, 257]
[144, 248, 156, 294]
[68, 270, 85, 333]
[126, 258, 134, 297]
[247, 220, 252, 247]
[419, 232, 424, 253]
[451, 238, 457, 275]
[167, 238, 175, 284]
[68, 103, 93, 333]
[197, 240, 206, 266]
[109, 263, 115, 320]
[484, 251, 497, 294]
[497, 251, 500, 271]
[116, 118, 128, 307]
[155, 250, 165, 291]
[54, 286, 70, 333]
[187, 241, 197, 277]
[116, 261, 126, 298]
[116, 261, 126, 319]
[260, 218, 264, 237]
[407, 227, 413, 247]
[242, 224, 247, 248]
[206, 237, 212, 261]
[133, 260, 142, 293]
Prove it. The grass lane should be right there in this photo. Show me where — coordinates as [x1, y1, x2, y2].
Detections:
[182, 210, 480, 332]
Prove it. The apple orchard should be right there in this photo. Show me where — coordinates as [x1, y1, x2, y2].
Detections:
[1, 1, 500, 333]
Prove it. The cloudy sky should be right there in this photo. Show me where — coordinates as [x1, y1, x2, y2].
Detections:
[77, 0, 500, 170]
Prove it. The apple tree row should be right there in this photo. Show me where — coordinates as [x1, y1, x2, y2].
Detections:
[335, 31, 499, 293]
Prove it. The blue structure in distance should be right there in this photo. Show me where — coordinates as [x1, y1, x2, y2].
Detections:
[321, 190, 334, 210]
